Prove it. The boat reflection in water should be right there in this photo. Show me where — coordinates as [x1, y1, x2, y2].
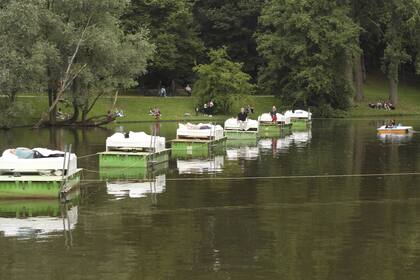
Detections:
[259, 131, 312, 153]
[0, 194, 79, 241]
[106, 175, 166, 200]
[226, 140, 259, 161]
[377, 133, 413, 144]
[177, 156, 224, 175]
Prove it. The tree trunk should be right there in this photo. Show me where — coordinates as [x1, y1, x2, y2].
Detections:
[389, 75, 398, 106]
[171, 79, 176, 96]
[354, 54, 364, 102]
[157, 81, 161, 96]
[48, 84, 57, 124]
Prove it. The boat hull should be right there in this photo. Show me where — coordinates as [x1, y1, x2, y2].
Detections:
[99, 149, 170, 169]
[171, 137, 226, 157]
[0, 169, 81, 199]
[377, 129, 412, 135]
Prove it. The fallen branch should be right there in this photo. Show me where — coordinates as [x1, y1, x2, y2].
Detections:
[34, 16, 92, 129]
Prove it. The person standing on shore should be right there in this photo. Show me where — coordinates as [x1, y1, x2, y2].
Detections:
[160, 86, 167, 97]
[185, 84, 192, 96]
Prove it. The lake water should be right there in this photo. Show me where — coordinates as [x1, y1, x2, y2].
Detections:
[1, 119, 420, 280]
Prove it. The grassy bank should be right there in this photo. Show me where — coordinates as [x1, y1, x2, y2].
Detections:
[348, 75, 420, 118]
[10, 75, 420, 127]
[16, 95, 279, 126]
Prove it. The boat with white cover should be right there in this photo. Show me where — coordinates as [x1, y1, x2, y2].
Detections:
[377, 125, 414, 135]
[176, 123, 224, 140]
[224, 118, 259, 132]
[177, 156, 224, 174]
[106, 132, 166, 152]
[0, 148, 78, 176]
[100, 132, 170, 169]
[284, 110, 312, 121]
[258, 113, 291, 125]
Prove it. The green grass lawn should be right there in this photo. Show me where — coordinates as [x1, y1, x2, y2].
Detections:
[17, 95, 279, 126]
[12, 74, 420, 127]
[348, 75, 420, 118]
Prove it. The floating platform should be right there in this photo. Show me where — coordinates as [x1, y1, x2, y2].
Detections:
[0, 169, 82, 199]
[291, 120, 311, 131]
[171, 137, 226, 157]
[377, 125, 413, 135]
[98, 149, 171, 169]
[224, 130, 258, 140]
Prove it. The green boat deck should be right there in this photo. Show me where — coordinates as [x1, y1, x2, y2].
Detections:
[259, 123, 292, 137]
[99, 149, 171, 169]
[224, 130, 258, 140]
[0, 169, 82, 199]
[100, 162, 169, 180]
[171, 137, 226, 157]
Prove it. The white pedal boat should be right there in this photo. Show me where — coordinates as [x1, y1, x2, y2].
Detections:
[377, 125, 413, 135]
[106, 132, 166, 152]
[176, 123, 224, 140]
[177, 156, 224, 174]
[226, 147, 259, 160]
[0, 148, 77, 176]
[0, 206, 78, 239]
[258, 113, 291, 125]
[284, 110, 312, 121]
[224, 118, 259, 131]
[107, 175, 166, 199]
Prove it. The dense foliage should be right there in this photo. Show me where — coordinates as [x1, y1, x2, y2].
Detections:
[193, 48, 254, 114]
[1, 0, 420, 125]
[257, 0, 360, 112]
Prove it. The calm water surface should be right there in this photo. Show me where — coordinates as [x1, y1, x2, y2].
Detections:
[1, 119, 420, 280]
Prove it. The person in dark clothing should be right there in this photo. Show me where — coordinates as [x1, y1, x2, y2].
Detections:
[237, 107, 248, 130]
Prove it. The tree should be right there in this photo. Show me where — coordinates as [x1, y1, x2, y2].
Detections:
[380, 0, 420, 106]
[193, 48, 255, 114]
[0, 0, 155, 127]
[193, 0, 264, 80]
[0, 0, 47, 128]
[123, 0, 204, 90]
[257, 0, 360, 115]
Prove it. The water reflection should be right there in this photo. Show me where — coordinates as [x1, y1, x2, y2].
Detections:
[0, 199, 78, 240]
[289, 130, 312, 146]
[107, 175, 166, 200]
[258, 130, 312, 155]
[177, 156, 224, 174]
[377, 133, 413, 144]
[226, 140, 259, 160]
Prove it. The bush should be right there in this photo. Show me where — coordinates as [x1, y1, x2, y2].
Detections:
[193, 48, 255, 114]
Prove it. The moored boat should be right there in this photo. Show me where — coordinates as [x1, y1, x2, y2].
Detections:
[224, 118, 259, 139]
[0, 148, 81, 198]
[99, 132, 170, 168]
[377, 125, 414, 135]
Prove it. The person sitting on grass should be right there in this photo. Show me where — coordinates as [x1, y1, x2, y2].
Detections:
[237, 107, 248, 131]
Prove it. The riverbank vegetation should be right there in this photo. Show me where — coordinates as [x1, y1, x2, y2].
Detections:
[1, 0, 420, 128]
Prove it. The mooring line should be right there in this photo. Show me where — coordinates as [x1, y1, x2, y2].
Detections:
[77, 153, 99, 160]
[74, 171, 420, 183]
[88, 197, 420, 217]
